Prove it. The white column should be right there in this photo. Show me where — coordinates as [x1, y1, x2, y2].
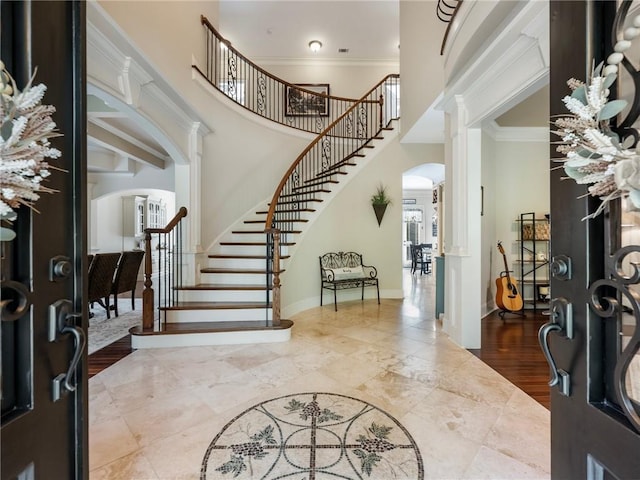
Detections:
[174, 122, 206, 285]
[443, 96, 482, 348]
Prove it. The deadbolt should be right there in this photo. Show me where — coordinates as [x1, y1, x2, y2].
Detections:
[550, 255, 572, 280]
[49, 255, 72, 282]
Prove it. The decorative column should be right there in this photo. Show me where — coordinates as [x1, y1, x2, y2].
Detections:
[442, 96, 482, 349]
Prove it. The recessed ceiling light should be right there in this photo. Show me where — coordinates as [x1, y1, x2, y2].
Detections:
[308, 40, 322, 53]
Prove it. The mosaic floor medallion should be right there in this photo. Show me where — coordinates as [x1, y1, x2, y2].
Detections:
[201, 392, 424, 479]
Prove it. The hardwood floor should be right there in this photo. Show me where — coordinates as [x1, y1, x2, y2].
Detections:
[88, 277, 551, 409]
[88, 335, 132, 379]
[470, 309, 551, 409]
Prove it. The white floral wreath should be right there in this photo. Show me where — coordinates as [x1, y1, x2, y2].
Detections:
[0, 60, 61, 240]
[553, 62, 635, 219]
[553, 15, 640, 220]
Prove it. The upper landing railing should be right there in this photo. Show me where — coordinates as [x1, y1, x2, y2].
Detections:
[197, 15, 359, 134]
[439, 0, 463, 55]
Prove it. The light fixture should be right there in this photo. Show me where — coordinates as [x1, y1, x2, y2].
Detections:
[308, 40, 322, 53]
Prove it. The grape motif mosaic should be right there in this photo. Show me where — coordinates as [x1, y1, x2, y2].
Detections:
[200, 392, 423, 479]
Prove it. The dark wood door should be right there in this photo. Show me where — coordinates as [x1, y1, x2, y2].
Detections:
[0, 1, 88, 478]
[545, 1, 640, 477]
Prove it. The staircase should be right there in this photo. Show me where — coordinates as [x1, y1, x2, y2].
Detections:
[130, 18, 400, 348]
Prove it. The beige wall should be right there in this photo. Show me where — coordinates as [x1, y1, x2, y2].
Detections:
[399, 0, 445, 137]
[492, 138, 549, 311]
[282, 136, 444, 315]
[481, 132, 497, 315]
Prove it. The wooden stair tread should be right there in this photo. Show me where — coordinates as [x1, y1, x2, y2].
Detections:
[244, 219, 308, 224]
[159, 301, 272, 310]
[220, 241, 295, 246]
[176, 283, 272, 290]
[201, 267, 285, 274]
[364, 145, 375, 148]
[208, 254, 290, 259]
[269, 198, 323, 205]
[280, 188, 330, 197]
[231, 230, 301, 235]
[130, 319, 293, 335]
[256, 208, 316, 214]
[297, 179, 339, 189]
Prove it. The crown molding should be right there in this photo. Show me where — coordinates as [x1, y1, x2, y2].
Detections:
[438, 1, 549, 127]
[484, 120, 548, 142]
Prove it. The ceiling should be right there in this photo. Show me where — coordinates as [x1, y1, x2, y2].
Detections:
[218, 0, 400, 63]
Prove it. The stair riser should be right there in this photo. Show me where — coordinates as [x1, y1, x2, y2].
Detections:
[178, 289, 269, 303]
[165, 309, 272, 323]
[131, 327, 291, 349]
[218, 245, 269, 256]
[208, 257, 267, 269]
[201, 272, 269, 284]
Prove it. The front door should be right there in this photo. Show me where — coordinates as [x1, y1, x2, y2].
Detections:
[1, 2, 87, 478]
[544, 1, 640, 477]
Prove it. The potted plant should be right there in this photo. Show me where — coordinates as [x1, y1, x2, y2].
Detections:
[371, 183, 392, 226]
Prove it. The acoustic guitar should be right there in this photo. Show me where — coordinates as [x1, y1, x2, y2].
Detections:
[496, 242, 524, 312]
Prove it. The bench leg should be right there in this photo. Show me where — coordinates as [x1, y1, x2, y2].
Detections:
[320, 285, 323, 306]
[376, 281, 380, 305]
[334, 288, 338, 312]
[361, 282, 365, 301]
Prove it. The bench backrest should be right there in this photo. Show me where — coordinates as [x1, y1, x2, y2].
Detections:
[319, 252, 363, 269]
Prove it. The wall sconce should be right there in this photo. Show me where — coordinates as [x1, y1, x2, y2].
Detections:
[308, 40, 322, 53]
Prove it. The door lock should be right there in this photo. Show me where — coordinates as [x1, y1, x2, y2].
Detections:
[550, 255, 572, 280]
[49, 255, 72, 282]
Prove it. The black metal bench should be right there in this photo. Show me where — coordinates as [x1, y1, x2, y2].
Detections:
[319, 251, 380, 311]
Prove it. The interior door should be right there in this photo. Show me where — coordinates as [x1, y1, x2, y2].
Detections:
[544, 1, 640, 477]
[1, 1, 87, 478]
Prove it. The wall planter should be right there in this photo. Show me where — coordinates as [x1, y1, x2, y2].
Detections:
[371, 184, 392, 227]
[373, 203, 388, 226]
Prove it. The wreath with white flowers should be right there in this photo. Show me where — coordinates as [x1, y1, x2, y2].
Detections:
[0, 60, 61, 240]
[553, 61, 636, 220]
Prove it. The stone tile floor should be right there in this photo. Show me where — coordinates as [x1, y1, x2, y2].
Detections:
[89, 271, 549, 479]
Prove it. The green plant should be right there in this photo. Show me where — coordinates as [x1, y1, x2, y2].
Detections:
[371, 184, 392, 205]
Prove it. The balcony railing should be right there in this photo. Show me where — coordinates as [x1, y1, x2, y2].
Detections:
[197, 15, 360, 134]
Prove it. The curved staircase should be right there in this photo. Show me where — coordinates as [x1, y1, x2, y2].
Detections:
[131, 18, 400, 348]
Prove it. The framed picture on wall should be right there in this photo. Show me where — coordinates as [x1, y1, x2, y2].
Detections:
[285, 83, 330, 117]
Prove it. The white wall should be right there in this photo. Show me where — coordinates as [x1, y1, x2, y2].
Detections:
[282, 135, 444, 316]
[481, 131, 497, 315]
[92, 189, 176, 253]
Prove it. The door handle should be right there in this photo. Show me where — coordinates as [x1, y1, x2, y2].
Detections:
[49, 299, 85, 402]
[538, 297, 572, 396]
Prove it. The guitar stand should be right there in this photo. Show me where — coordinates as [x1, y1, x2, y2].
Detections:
[498, 308, 525, 320]
[497, 269, 525, 320]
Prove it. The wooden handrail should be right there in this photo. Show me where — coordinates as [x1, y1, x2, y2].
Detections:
[142, 206, 188, 331]
[263, 74, 400, 230]
[144, 206, 188, 234]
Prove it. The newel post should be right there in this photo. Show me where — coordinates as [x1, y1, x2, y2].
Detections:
[142, 230, 154, 331]
[270, 229, 281, 326]
[378, 93, 384, 131]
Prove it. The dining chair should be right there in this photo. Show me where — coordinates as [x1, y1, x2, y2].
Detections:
[110, 250, 145, 317]
[88, 252, 121, 319]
